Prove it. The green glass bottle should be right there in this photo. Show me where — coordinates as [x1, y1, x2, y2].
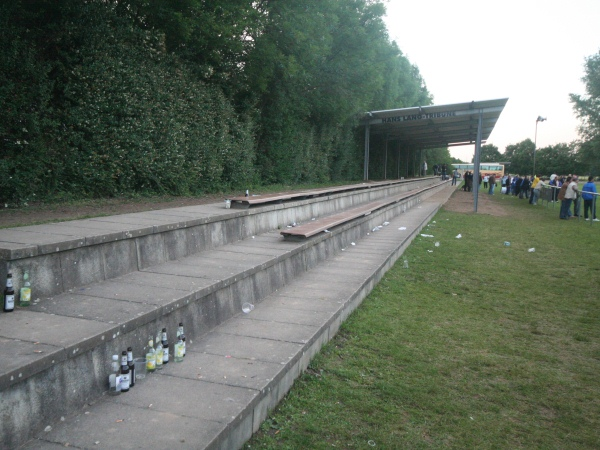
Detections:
[19, 271, 31, 307]
[146, 338, 156, 373]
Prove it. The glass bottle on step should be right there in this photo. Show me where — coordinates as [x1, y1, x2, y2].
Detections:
[3, 272, 15, 312]
[19, 271, 31, 307]
[127, 346, 135, 387]
[177, 322, 186, 357]
[120, 351, 130, 392]
[108, 354, 121, 395]
[155, 330, 164, 370]
[161, 328, 169, 365]
[146, 337, 156, 373]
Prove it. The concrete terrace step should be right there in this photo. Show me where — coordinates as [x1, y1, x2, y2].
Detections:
[19, 192, 450, 450]
[0, 179, 452, 448]
[0, 179, 431, 301]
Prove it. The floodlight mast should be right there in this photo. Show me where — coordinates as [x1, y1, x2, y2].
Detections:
[533, 116, 547, 176]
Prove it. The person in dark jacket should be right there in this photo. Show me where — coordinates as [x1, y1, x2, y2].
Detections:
[582, 175, 598, 221]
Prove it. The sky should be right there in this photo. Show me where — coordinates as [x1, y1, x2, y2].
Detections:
[383, 0, 600, 162]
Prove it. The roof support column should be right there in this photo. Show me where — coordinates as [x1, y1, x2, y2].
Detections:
[363, 123, 370, 181]
[473, 110, 483, 212]
[384, 135, 389, 180]
[397, 141, 402, 179]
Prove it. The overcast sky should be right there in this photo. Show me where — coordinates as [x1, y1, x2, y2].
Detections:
[383, 0, 600, 162]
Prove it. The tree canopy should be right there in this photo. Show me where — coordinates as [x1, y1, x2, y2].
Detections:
[0, 0, 431, 203]
[570, 48, 600, 176]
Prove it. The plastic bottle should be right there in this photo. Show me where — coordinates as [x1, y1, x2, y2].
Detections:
[108, 355, 121, 395]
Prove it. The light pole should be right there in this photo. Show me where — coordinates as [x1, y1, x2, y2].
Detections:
[533, 116, 546, 176]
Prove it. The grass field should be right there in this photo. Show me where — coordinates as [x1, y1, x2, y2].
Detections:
[246, 192, 600, 449]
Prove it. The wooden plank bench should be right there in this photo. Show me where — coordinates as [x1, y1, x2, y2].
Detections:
[227, 179, 420, 209]
[280, 186, 430, 240]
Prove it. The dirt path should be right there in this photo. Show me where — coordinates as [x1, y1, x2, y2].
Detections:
[442, 185, 509, 217]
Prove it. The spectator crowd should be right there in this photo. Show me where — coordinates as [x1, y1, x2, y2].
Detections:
[456, 171, 599, 222]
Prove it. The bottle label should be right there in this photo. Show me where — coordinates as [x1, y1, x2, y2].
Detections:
[6, 278, 13, 289]
[5, 294, 14, 309]
[20, 288, 31, 303]
[146, 356, 156, 370]
[175, 343, 184, 358]
[120, 374, 130, 390]
[163, 348, 169, 363]
[115, 375, 122, 391]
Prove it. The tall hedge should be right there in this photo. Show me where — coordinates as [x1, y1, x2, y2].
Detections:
[0, 1, 256, 203]
[0, 0, 431, 204]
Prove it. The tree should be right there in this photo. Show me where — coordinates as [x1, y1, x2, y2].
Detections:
[534, 143, 578, 176]
[473, 144, 502, 163]
[503, 139, 535, 175]
[570, 49, 600, 176]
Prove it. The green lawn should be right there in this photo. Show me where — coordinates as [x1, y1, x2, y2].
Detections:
[247, 192, 600, 449]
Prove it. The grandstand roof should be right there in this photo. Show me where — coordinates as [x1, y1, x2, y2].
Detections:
[362, 98, 508, 149]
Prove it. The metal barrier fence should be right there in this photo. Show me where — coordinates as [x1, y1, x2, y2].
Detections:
[540, 185, 598, 226]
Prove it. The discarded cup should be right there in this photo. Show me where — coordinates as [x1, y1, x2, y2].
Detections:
[528, 248, 535, 253]
[434, 242, 440, 247]
[403, 260, 409, 269]
[242, 302, 255, 314]
[134, 357, 147, 380]
[225, 199, 231, 209]
[504, 241, 510, 246]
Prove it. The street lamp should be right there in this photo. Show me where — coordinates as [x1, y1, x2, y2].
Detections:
[533, 116, 547, 176]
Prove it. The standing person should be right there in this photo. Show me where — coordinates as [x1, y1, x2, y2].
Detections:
[582, 175, 599, 221]
[531, 177, 546, 205]
[483, 174, 489, 190]
[501, 173, 508, 193]
[488, 174, 496, 194]
[422, 160, 428, 176]
[559, 176, 576, 219]
[572, 175, 582, 217]
[513, 175, 521, 197]
[519, 176, 530, 199]
[451, 168, 459, 186]
[529, 174, 540, 204]
[549, 175, 558, 202]
[442, 163, 447, 180]
[505, 174, 512, 195]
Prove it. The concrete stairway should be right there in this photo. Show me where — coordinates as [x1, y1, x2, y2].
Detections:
[0, 179, 453, 449]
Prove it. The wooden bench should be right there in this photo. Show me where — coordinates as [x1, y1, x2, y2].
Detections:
[280, 185, 432, 240]
[227, 179, 424, 209]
